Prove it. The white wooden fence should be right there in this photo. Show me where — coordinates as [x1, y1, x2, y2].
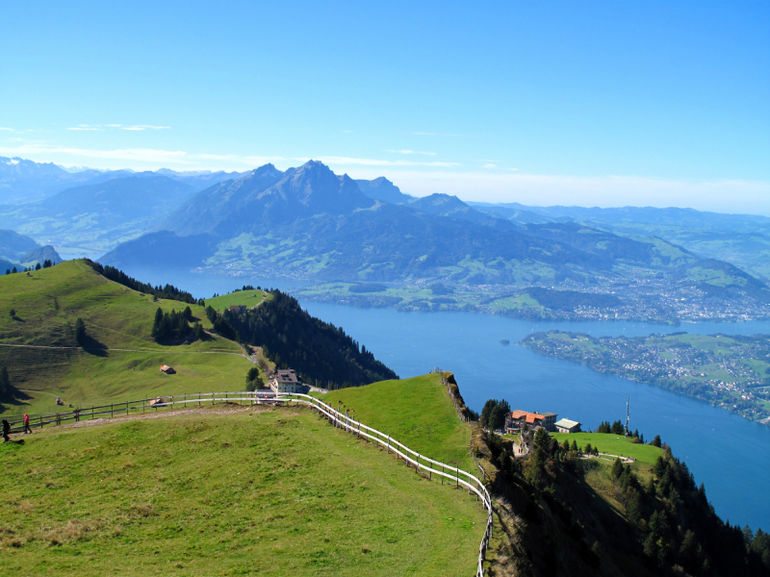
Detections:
[5, 391, 493, 576]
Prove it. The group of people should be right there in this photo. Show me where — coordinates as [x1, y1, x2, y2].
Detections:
[2, 414, 32, 442]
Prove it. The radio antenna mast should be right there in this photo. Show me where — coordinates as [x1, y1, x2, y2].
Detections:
[625, 395, 630, 435]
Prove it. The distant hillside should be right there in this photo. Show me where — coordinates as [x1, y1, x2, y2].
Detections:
[0, 260, 250, 414]
[101, 160, 770, 322]
[355, 176, 412, 204]
[0, 229, 61, 270]
[2, 156, 768, 322]
[476, 204, 770, 282]
[0, 260, 396, 414]
[0, 174, 199, 257]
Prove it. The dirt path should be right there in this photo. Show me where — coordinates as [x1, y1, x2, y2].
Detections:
[54, 405, 292, 431]
[0, 341, 254, 361]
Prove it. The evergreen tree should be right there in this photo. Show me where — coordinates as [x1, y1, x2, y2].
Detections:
[0, 365, 9, 396]
[75, 318, 87, 346]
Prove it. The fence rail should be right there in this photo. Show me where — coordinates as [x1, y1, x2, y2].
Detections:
[4, 390, 493, 576]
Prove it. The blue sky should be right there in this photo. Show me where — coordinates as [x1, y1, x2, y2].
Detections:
[2, 1, 769, 213]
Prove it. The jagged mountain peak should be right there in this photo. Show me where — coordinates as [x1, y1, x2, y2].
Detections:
[256, 161, 374, 217]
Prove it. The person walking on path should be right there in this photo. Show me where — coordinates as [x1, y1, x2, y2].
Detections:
[2, 419, 10, 442]
[23, 413, 32, 434]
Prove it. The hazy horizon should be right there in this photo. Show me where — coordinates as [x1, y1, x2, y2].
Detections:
[2, 2, 768, 215]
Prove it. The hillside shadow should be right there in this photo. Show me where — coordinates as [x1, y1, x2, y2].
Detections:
[79, 334, 109, 357]
[0, 388, 32, 411]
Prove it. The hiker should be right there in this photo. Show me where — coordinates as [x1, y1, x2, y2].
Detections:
[23, 413, 32, 434]
[74, 408, 80, 422]
[2, 419, 9, 442]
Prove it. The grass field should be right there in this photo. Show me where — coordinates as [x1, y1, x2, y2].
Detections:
[551, 432, 663, 465]
[0, 261, 253, 416]
[0, 408, 484, 577]
[322, 374, 475, 472]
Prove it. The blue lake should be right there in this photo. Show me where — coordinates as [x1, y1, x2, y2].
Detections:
[123, 267, 770, 530]
[301, 302, 770, 531]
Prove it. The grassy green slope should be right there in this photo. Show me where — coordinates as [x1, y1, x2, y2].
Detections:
[0, 409, 484, 577]
[205, 289, 269, 312]
[323, 373, 475, 472]
[0, 260, 251, 415]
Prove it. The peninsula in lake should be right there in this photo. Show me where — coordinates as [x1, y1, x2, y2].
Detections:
[522, 331, 770, 424]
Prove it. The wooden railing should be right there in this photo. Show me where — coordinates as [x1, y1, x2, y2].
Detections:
[5, 391, 493, 576]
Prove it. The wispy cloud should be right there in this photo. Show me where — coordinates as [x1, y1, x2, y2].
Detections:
[0, 127, 14, 132]
[66, 123, 170, 132]
[0, 143, 186, 165]
[109, 124, 170, 131]
[0, 143, 282, 171]
[317, 155, 459, 169]
[67, 124, 104, 132]
[387, 149, 438, 157]
[411, 131, 460, 137]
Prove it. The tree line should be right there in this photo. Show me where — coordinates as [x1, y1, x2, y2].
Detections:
[151, 307, 204, 345]
[5, 259, 55, 275]
[221, 290, 397, 388]
[89, 261, 199, 304]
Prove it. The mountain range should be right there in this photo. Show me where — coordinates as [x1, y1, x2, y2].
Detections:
[1, 156, 769, 322]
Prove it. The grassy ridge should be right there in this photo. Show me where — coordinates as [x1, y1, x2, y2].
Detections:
[205, 289, 269, 312]
[323, 373, 475, 472]
[0, 261, 251, 415]
[0, 409, 484, 577]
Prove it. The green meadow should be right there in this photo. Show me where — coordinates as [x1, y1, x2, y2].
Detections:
[552, 432, 663, 465]
[0, 408, 484, 577]
[205, 289, 269, 312]
[323, 374, 475, 473]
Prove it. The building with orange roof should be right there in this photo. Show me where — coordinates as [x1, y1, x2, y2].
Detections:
[506, 410, 557, 432]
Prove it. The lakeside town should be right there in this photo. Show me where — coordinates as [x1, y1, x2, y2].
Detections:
[522, 331, 770, 424]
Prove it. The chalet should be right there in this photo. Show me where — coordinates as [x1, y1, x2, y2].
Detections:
[506, 410, 558, 433]
[160, 364, 175, 374]
[540, 412, 558, 432]
[555, 418, 582, 434]
[268, 369, 307, 393]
